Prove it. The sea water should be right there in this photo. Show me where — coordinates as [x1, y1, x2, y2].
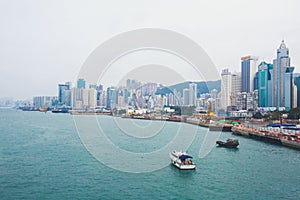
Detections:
[0, 108, 299, 200]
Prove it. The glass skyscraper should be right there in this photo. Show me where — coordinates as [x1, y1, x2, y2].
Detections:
[106, 87, 118, 110]
[77, 78, 86, 89]
[284, 67, 294, 110]
[272, 40, 294, 110]
[58, 82, 71, 106]
[257, 62, 273, 107]
[241, 56, 258, 92]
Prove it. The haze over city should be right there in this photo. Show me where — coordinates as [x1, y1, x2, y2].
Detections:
[2, 1, 300, 199]
[1, 0, 300, 99]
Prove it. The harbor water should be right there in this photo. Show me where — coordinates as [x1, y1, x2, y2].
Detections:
[1, 108, 300, 200]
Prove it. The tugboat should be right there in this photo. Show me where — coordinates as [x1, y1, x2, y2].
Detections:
[216, 139, 239, 148]
[170, 150, 196, 170]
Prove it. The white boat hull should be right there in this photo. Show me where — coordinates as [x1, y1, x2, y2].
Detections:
[170, 151, 196, 170]
[171, 160, 196, 170]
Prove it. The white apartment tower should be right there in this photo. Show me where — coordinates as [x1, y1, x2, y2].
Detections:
[189, 83, 197, 106]
[221, 69, 232, 109]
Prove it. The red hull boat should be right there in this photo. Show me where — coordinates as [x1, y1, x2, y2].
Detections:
[216, 139, 239, 148]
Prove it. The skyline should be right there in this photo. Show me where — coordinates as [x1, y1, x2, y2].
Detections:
[1, 0, 300, 99]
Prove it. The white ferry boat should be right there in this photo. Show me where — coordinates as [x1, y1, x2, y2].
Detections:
[170, 150, 196, 170]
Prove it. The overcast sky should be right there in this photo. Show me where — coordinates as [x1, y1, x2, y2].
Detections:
[1, 0, 300, 99]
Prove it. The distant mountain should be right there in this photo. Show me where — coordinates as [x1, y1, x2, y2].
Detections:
[155, 80, 221, 97]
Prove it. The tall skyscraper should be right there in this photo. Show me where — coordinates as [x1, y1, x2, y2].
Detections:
[173, 89, 181, 106]
[221, 69, 232, 109]
[257, 62, 273, 107]
[272, 40, 294, 110]
[71, 88, 83, 109]
[284, 67, 294, 110]
[231, 72, 241, 106]
[92, 84, 103, 106]
[126, 79, 131, 89]
[77, 78, 86, 89]
[294, 76, 300, 108]
[58, 82, 71, 106]
[183, 88, 190, 106]
[106, 87, 118, 110]
[241, 56, 258, 92]
[189, 83, 197, 106]
[71, 88, 97, 110]
[220, 69, 241, 111]
[87, 89, 97, 109]
[253, 72, 258, 91]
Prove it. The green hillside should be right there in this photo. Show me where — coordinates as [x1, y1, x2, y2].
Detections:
[155, 80, 221, 96]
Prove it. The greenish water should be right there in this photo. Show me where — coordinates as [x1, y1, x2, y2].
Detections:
[0, 108, 300, 200]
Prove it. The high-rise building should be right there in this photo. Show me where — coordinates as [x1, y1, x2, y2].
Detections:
[173, 89, 181, 106]
[257, 62, 273, 107]
[71, 88, 82, 109]
[272, 40, 294, 110]
[241, 56, 258, 92]
[253, 72, 258, 91]
[58, 82, 71, 106]
[284, 67, 294, 110]
[63, 90, 72, 107]
[77, 78, 86, 89]
[71, 88, 96, 110]
[189, 83, 197, 106]
[291, 74, 299, 108]
[231, 72, 241, 106]
[82, 89, 89, 108]
[183, 88, 190, 106]
[99, 90, 106, 107]
[92, 84, 103, 106]
[221, 69, 232, 109]
[126, 79, 131, 89]
[33, 96, 57, 109]
[235, 92, 256, 111]
[106, 87, 118, 110]
[167, 93, 175, 106]
[220, 69, 242, 111]
[131, 80, 137, 89]
[210, 89, 218, 99]
[294, 76, 300, 108]
[89, 84, 97, 89]
[122, 88, 129, 105]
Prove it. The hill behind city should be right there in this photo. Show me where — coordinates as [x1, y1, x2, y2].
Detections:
[156, 80, 221, 97]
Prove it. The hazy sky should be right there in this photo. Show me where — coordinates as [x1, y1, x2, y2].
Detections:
[1, 0, 300, 99]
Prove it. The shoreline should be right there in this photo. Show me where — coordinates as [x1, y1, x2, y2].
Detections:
[17, 108, 300, 151]
[232, 126, 300, 151]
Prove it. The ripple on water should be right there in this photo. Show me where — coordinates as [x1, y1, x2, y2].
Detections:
[1, 109, 300, 200]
